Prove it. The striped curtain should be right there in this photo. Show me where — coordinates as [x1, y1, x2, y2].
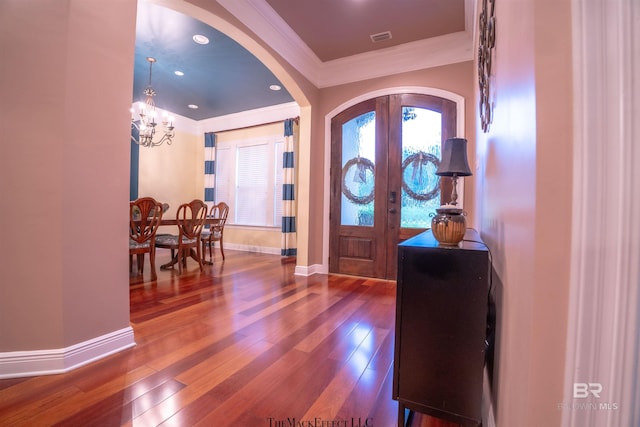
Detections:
[281, 118, 297, 257]
[204, 132, 216, 221]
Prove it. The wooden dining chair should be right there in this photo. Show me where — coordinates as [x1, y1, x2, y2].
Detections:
[129, 197, 164, 281]
[155, 199, 208, 275]
[201, 202, 230, 263]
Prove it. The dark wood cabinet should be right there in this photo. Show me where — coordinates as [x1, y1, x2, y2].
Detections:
[393, 229, 490, 427]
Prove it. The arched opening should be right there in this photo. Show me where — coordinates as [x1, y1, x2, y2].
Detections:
[136, 1, 313, 267]
[322, 87, 466, 276]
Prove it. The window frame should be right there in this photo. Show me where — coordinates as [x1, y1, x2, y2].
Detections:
[215, 134, 284, 228]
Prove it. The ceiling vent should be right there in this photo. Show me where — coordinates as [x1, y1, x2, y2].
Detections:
[370, 31, 392, 43]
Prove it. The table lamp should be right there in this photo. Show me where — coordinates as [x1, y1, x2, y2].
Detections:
[432, 138, 473, 245]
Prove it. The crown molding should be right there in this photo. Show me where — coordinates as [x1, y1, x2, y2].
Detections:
[317, 31, 474, 88]
[217, 0, 322, 84]
[218, 0, 476, 89]
[138, 102, 300, 136]
[197, 101, 299, 133]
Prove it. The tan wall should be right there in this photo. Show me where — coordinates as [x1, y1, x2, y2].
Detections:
[475, 0, 573, 425]
[138, 129, 203, 235]
[0, 0, 136, 351]
[224, 227, 281, 252]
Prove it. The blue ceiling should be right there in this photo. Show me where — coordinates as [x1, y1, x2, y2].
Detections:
[133, 2, 294, 121]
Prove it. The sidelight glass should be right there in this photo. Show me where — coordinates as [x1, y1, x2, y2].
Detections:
[341, 111, 376, 226]
[400, 107, 442, 228]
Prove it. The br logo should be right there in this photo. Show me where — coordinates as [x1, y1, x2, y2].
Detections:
[573, 382, 603, 398]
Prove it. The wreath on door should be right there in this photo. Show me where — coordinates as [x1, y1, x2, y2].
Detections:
[401, 152, 441, 201]
[342, 156, 375, 205]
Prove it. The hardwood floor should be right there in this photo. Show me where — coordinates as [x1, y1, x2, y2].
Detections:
[0, 249, 460, 427]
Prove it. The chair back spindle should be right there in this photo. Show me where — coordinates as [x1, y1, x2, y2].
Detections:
[129, 197, 164, 281]
[202, 202, 229, 262]
[155, 199, 208, 275]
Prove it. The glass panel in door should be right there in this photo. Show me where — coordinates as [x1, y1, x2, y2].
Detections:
[341, 112, 376, 227]
[400, 107, 442, 228]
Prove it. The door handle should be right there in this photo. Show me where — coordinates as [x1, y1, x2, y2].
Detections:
[389, 191, 397, 203]
[389, 208, 397, 214]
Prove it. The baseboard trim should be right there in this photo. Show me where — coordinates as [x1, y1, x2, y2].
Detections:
[0, 326, 136, 379]
[223, 242, 281, 255]
[294, 264, 327, 276]
[222, 245, 326, 276]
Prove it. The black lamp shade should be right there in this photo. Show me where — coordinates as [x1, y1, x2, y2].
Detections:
[436, 137, 473, 177]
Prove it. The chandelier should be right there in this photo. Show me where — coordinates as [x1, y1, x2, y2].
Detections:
[131, 57, 175, 147]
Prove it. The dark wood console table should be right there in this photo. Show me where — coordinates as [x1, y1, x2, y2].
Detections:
[393, 229, 490, 427]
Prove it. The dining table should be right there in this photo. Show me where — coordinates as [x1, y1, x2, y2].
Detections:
[155, 217, 221, 268]
[132, 216, 221, 268]
[157, 218, 220, 227]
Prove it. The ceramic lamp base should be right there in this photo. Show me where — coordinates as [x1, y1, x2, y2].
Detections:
[431, 207, 466, 245]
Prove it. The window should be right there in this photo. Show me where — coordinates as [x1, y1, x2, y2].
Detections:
[215, 135, 284, 227]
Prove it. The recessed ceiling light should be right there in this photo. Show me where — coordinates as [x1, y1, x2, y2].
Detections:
[188, 104, 199, 109]
[269, 84, 282, 91]
[174, 70, 184, 76]
[192, 34, 209, 45]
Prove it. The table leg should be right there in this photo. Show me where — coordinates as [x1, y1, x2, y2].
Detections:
[160, 251, 180, 270]
[160, 247, 210, 270]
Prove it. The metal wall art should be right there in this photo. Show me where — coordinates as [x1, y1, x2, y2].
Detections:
[478, 0, 496, 133]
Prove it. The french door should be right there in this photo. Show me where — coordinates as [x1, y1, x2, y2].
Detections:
[329, 94, 457, 279]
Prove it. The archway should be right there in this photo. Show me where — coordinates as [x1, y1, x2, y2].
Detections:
[322, 87, 466, 275]
[144, 0, 313, 268]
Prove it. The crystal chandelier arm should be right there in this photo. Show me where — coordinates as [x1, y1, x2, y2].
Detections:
[130, 57, 175, 148]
